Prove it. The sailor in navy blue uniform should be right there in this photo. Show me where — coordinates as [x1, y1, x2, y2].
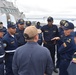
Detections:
[12, 26, 54, 75]
[36, 21, 42, 29]
[69, 22, 75, 37]
[0, 26, 5, 75]
[15, 19, 26, 47]
[36, 22, 43, 45]
[41, 16, 59, 73]
[67, 52, 76, 75]
[0, 22, 7, 36]
[56, 20, 68, 68]
[58, 20, 68, 36]
[3, 21, 18, 75]
[58, 22, 76, 75]
[37, 29, 43, 45]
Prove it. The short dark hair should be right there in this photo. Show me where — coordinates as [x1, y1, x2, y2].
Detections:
[47, 16, 53, 22]
[0, 22, 3, 24]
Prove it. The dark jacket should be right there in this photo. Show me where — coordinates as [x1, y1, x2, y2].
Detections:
[15, 28, 26, 47]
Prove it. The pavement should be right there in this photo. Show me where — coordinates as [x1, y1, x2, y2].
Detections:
[44, 69, 59, 75]
[52, 69, 59, 75]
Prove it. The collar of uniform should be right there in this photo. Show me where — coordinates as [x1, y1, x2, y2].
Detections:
[27, 42, 38, 45]
[47, 24, 53, 27]
[7, 32, 14, 38]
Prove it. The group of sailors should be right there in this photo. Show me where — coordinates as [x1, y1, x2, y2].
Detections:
[0, 16, 76, 75]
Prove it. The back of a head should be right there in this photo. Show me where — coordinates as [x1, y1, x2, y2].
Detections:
[24, 26, 41, 40]
[37, 22, 40, 25]
[24, 26, 38, 40]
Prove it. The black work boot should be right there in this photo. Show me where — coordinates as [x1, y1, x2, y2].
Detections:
[53, 68, 58, 73]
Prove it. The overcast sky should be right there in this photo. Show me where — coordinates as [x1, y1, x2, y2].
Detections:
[7, 0, 76, 17]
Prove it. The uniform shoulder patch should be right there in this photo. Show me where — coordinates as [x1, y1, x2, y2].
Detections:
[66, 39, 71, 43]
[3, 43, 7, 47]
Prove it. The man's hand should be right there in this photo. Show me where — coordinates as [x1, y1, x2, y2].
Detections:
[43, 40, 47, 44]
[63, 42, 67, 47]
[51, 37, 60, 41]
[72, 58, 76, 63]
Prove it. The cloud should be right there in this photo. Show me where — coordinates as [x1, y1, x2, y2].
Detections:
[7, 0, 76, 17]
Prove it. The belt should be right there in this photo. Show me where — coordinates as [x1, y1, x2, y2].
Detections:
[0, 54, 5, 58]
[46, 40, 56, 44]
[5, 50, 16, 53]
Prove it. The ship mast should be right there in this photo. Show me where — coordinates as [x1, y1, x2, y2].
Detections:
[14, 0, 17, 7]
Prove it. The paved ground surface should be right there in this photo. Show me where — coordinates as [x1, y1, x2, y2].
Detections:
[52, 69, 59, 75]
[53, 72, 59, 75]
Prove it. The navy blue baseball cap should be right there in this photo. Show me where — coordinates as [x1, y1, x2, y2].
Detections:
[60, 20, 68, 26]
[18, 19, 24, 25]
[26, 21, 31, 26]
[63, 22, 74, 30]
[69, 22, 74, 29]
[7, 21, 16, 28]
[47, 16, 53, 22]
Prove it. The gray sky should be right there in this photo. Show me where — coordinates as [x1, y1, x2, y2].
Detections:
[7, 0, 76, 17]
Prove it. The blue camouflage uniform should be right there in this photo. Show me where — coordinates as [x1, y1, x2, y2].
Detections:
[3, 22, 18, 75]
[0, 28, 5, 75]
[58, 22, 76, 75]
[15, 19, 26, 47]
